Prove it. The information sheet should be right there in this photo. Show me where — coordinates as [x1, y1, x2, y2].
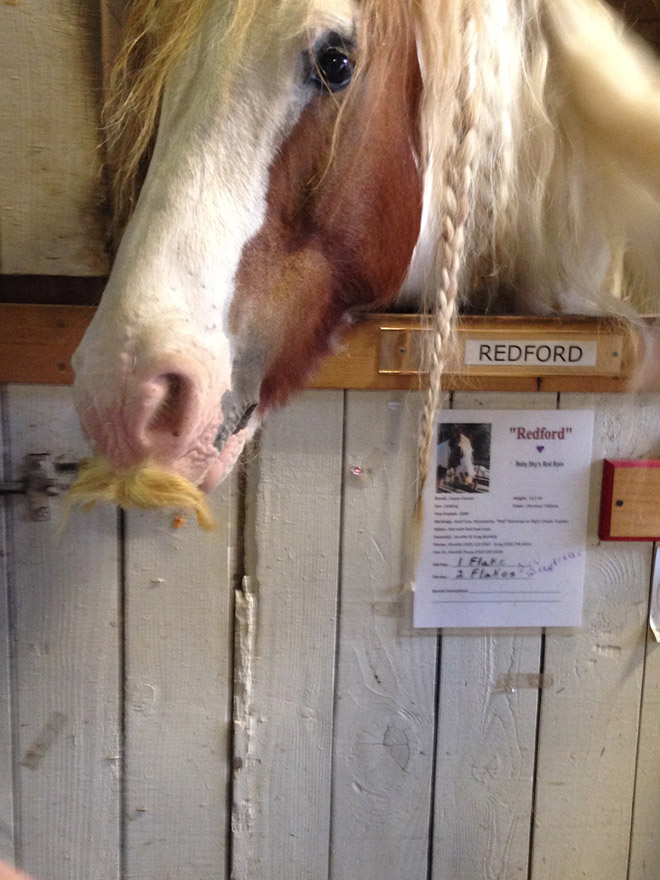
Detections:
[414, 410, 594, 628]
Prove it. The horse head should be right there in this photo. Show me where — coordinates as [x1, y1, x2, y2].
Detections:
[72, 0, 425, 497]
[71, 0, 660, 514]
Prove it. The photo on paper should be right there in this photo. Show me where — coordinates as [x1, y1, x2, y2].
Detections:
[436, 422, 491, 494]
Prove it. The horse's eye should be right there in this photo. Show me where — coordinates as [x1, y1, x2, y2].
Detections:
[307, 33, 355, 93]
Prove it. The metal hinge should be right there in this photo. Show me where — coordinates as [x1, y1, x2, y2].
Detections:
[0, 454, 78, 521]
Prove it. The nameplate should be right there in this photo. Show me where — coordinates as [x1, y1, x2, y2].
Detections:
[464, 339, 597, 368]
[378, 324, 625, 378]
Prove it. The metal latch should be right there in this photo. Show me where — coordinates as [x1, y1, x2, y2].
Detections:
[0, 454, 78, 521]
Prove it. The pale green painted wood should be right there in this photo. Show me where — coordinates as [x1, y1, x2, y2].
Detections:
[331, 390, 437, 879]
[0, 389, 14, 866]
[123, 481, 237, 880]
[0, 384, 658, 880]
[7, 386, 120, 880]
[431, 391, 554, 880]
[531, 393, 657, 880]
[236, 391, 344, 880]
[629, 623, 660, 879]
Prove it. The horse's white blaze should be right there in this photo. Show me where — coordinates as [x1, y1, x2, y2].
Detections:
[456, 436, 475, 481]
[436, 439, 452, 470]
[73, 0, 358, 488]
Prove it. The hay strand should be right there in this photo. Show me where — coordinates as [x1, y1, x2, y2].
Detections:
[65, 458, 216, 530]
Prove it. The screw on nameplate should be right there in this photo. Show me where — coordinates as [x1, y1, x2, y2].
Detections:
[0, 454, 79, 521]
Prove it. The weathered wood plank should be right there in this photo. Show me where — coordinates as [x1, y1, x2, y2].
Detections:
[530, 393, 657, 880]
[431, 391, 554, 880]
[628, 560, 660, 879]
[123, 480, 238, 880]
[0, 305, 91, 386]
[0, 389, 15, 866]
[330, 390, 436, 879]
[100, 1, 129, 96]
[0, 2, 108, 275]
[100, 0, 128, 192]
[236, 391, 344, 880]
[6, 385, 120, 880]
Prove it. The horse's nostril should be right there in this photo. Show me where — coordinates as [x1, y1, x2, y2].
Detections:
[147, 373, 186, 435]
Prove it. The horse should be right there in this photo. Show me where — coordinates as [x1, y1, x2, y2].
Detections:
[437, 432, 476, 491]
[436, 439, 457, 489]
[68, 0, 660, 523]
[454, 434, 476, 489]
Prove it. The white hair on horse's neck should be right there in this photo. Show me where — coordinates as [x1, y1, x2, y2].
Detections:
[415, 0, 660, 502]
[104, 0, 660, 505]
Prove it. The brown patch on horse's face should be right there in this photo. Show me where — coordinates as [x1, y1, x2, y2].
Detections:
[230, 28, 423, 410]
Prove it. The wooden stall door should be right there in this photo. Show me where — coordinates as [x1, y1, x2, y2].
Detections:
[1, 387, 660, 879]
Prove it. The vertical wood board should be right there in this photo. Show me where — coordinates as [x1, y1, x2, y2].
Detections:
[330, 390, 437, 880]
[100, 1, 129, 95]
[6, 385, 120, 880]
[100, 0, 129, 198]
[123, 481, 238, 880]
[0, 1, 108, 275]
[629, 626, 660, 879]
[530, 393, 658, 880]
[236, 391, 344, 880]
[431, 391, 554, 880]
[0, 389, 14, 865]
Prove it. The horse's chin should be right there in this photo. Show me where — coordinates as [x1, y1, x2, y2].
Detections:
[65, 426, 252, 529]
[66, 458, 217, 529]
[198, 429, 249, 492]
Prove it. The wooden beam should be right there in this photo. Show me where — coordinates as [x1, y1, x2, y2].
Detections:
[0, 304, 657, 392]
[0, 304, 92, 384]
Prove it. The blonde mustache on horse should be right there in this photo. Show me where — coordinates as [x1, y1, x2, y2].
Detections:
[67, 0, 660, 527]
[65, 458, 216, 529]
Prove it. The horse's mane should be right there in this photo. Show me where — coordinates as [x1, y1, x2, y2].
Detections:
[105, 0, 660, 498]
[104, 0, 212, 231]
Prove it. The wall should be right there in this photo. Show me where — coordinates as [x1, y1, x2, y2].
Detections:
[0, 386, 659, 880]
